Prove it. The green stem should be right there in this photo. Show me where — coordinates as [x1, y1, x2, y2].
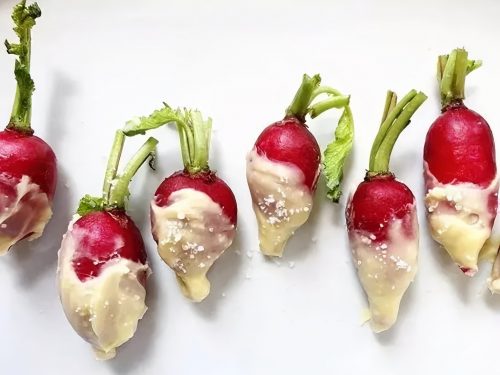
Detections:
[312, 86, 343, 97]
[102, 130, 125, 202]
[285, 74, 321, 121]
[371, 91, 427, 172]
[5, 1, 41, 132]
[379, 90, 397, 125]
[108, 137, 158, 209]
[438, 48, 482, 108]
[309, 95, 350, 118]
[369, 90, 417, 171]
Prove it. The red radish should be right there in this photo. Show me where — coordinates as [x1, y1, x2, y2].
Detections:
[343, 90, 427, 332]
[58, 130, 157, 359]
[424, 48, 498, 276]
[0, 1, 56, 254]
[246, 74, 353, 257]
[124, 106, 237, 302]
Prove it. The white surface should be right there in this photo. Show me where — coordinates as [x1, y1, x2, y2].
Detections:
[0, 0, 499, 374]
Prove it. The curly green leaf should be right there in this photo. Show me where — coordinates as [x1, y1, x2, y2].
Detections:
[323, 106, 354, 202]
[123, 104, 186, 136]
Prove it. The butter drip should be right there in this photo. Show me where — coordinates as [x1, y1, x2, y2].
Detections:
[57, 218, 149, 359]
[246, 148, 315, 257]
[151, 188, 235, 302]
[424, 163, 498, 275]
[0, 174, 52, 254]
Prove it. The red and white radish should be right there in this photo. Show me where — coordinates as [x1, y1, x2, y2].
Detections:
[0, 1, 56, 254]
[58, 130, 157, 359]
[342, 90, 427, 332]
[424, 48, 498, 276]
[246, 74, 353, 257]
[124, 106, 237, 302]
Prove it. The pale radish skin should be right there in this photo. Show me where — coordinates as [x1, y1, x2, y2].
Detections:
[341, 90, 427, 332]
[124, 106, 237, 302]
[58, 130, 157, 359]
[424, 48, 498, 276]
[246, 74, 354, 257]
[0, 1, 57, 254]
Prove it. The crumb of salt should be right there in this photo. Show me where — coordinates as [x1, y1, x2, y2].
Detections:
[234, 249, 241, 255]
[221, 292, 226, 298]
[288, 261, 295, 269]
[246, 251, 253, 259]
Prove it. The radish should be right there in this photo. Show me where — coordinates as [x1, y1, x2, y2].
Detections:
[342, 90, 427, 332]
[246, 74, 353, 257]
[124, 105, 237, 302]
[424, 48, 498, 276]
[57, 130, 157, 359]
[0, 1, 56, 254]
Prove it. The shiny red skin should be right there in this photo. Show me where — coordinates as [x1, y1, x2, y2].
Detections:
[254, 117, 320, 191]
[154, 170, 237, 225]
[71, 210, 147, 282]
[0, 129, 57, 199]
[424, 104, 496, 188]
[346, 174, 416, 243]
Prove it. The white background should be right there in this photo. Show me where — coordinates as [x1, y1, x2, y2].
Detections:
[0, 0, 499, 374]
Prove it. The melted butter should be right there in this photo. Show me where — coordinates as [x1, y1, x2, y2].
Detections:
[350, 210, 418, 333]
[151, 188, 236, 302]
[246, 148, 314, 257]
[486, 204, 500, 293]
[424, 163, 499, 275]
[0, 175, 52, 254]
[57, 218, 150, 359]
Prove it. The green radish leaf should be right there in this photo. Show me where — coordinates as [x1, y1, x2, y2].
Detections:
[123, 104, 185, 136]
[77, 195, 105, 216]
[323, 106, 354, 202]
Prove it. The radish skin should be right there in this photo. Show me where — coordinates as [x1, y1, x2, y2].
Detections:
[124, 106, 238, 301]
[58, 131, 156, 359]
[0, 1, 57, 254]
[424, 48, 498, 275]
[58, 213, 149, 360]
[341, 90, 427, 332]
[247, 74, 353, 257]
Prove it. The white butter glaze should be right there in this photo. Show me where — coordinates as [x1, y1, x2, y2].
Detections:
[246, 148, 314, 257]
[151, 188, 235, 302]
[0, 175, 52, 254]
[424, 162, 498, 275]
[57, 218, 149, 360]
[349, 208, 418, 333]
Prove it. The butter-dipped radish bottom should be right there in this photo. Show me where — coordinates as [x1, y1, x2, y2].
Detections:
[124, 106, 237, 302]
[58, 130, 157, 359]
[246, 74, 354, 257]
[424, 48, 498, 276]
[342, 90, 427, 332]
